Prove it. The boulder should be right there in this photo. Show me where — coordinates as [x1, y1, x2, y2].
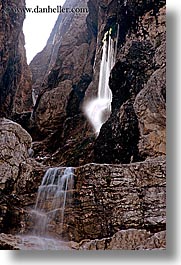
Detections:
[0, 118, 32, 191]
[0, 119, 46, 234]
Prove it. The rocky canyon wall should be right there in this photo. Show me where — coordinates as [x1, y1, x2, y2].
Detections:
[0, 0, 32, 117]
[0, 0, 166, 250]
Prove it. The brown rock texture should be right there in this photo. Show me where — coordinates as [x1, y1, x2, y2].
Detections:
[0, 119, 46, 234]
[77, 230, 166, 250]
[0, 233, 21, 250]
[64, 158, 166, 242]
[0, 229, 166, 250]
[0, 118, 32, 191]
[27, 0, 97, 165]
[0, 0, 32, 117]
[134, 67, 166, 157]
[0, 121, 166, 250]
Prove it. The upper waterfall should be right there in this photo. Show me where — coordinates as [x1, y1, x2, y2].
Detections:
[85, 25, 119, 134]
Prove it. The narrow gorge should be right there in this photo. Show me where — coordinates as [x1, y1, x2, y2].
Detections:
[0, 0, 166, 250]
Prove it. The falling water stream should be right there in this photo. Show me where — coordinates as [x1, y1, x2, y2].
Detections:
[19, 167, 74, 250]
[85, 25, 119, 134]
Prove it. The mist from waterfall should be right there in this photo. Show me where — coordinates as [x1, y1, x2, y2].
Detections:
[85, 26, 119, 134]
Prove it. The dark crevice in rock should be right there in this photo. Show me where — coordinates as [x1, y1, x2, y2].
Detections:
[143, 224, 166, 234]
[94, 100, 143, 164]
[0, 191, 22, 234]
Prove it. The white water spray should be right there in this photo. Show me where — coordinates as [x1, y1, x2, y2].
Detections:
[85, 26, 119, 134]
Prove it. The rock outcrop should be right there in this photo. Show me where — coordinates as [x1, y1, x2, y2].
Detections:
[0, 229, 166, 250]
[0, 0, 32, 117]
[0, 118, 32, 191]
[77, 229, 166, 250]
[0, 120, 166, 249]
[0, 118, 46, 234]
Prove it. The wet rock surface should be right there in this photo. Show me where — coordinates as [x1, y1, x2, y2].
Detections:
[0, 229, 166, 250]
[0, 233, 21, 250]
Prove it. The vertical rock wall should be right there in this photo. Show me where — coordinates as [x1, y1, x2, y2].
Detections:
[0, 0, 32, 118]
[94, 2, 166, 163]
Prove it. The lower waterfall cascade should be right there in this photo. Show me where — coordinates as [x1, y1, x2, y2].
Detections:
[19, 167, 74, 250]
[85, 25, 119, 134]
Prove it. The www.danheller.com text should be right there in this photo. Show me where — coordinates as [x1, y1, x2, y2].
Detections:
[4, 5, 89, 14]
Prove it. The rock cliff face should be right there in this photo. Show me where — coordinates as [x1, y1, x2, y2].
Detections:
[0, 0, 166, 250]
[28, 0, 97, 166]
[30, 0, 92, 96]
[64, 159, 166, 242]
[0, 0, 32, 117]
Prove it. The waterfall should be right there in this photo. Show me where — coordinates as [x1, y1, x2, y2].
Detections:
[85, 26, 119, 134]
[32, 88, 37, 106]
[19, 167, 74, 250]
[32, 167, 74, 236]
